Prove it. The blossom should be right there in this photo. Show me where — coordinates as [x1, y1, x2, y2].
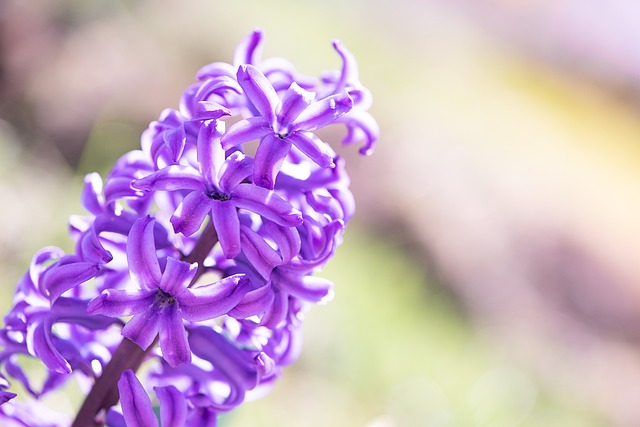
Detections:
[87, 216, 251, 366]
[133, 120, 303, 258]
[221, 64, 353, 189]
[0, 29, 378, 426]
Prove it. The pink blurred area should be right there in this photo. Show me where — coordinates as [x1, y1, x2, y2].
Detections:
[3, 0, 640, 425]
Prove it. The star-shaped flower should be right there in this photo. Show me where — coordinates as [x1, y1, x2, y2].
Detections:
[88, 216, 251, 367]
[221, 64, 353, 189]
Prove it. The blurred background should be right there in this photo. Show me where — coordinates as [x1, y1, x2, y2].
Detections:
[3, 0, 640, 426]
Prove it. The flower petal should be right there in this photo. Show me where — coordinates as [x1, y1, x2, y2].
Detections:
[233, 28, 264, 66]
[159, 257, 197, 297]
[211, 200, 241, 258]
[155, 385, 188, 427]
[252, 134, 291, 189]
[290, 91, 353, 132]
[178, 274, 251, 322]
[277, 82, 315, 129]
[236, 64, 279, 126]
[40, 260, 100, 303]
[232, 183, 303, 227]
[240, 226, 282, 280]
[28, 321, 71, 374]
[158, 304, 191, 367]
[196, 120, 225, 187]
[118, 370, 159, 427]
[217, 152, 253, 194]
[122, 307, 161, 350]
[227, 284, 275, 319]
[171, 191, 213, 237]
[289, 131, 335, 168]
[87, 288, 157, 317]
[81, 173, 104, 215]
[220, 117, 270, 150]
[263, 221, 301, 264]
[127, 216, 162, 288]
[133, 165, 206, 192]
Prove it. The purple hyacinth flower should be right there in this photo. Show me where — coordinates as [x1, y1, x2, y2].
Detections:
[133, 120, 303, 258]
[221, 64, 353, 189]
[88, 216, 251, 366]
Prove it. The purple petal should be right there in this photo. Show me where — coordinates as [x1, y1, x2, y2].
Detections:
[159, 257, 197, 297]
[192, 101, 231, 121]
[196, 61, 235, 81]
[118, 370, 159, 427]
[0, 391, 16, 405]
[211, 200, 241, 258]
[218, 152, 253, 194]
[127, 216, 162, 288]
[103, 176, 144, 201]
[220, 117, 270, 150]
[277, 82, 315, 129]
[252, 134, 291, 189]
[122, 306, 161, 350]
[263, 221, 301, 264]
[155, 385, 188, 427]
[189, 326, 259, 391]
[278, 272, 334, 303]
[132, 165, 206, 192]
[232, 183, 303, 227]
[194, 76, 242, 103]
[29, 321, 71, 374]
[196, 120, 225, 187]
[233, 29, 264, 66]
[227, 284, 275, 319]
[53, 296, 119, 330]
[41, 260, 100, 302]
[260, 287, 288, 329]
[178, 275, 251, 322]
[289, 131, 335, 168]
[171, 191, 213, 237]
[81, 173, 104, 215]
[87, 288, 157, 317]
[79, 226, 113, 264]
[240, 226, 282, 280]
[163, 125, 186, 162]
[336, 110, 379, 155]
[158, 304, 191, 367]
[236, 65, 280, 126]
[290, 92, 353, 132]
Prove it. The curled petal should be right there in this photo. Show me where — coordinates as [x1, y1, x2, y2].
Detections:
[220, 117, 270, 150]
[192, 101, 231, 121]
[127, 216, 162, 288]
[291, 92, 353, 132]
[171, 192, 213, 237]
[178, 275, 251, 322]
[103, 176, 145, 201]
[240, 226, 282, 280]
[41, 260, 100, 302]
[252, 134, 291, 189]
[233, 28, 264, 66]
[163, 125, 186, 163]
[28, 321, 71, 374]
[289, 132, 335, 168]
[278, 272, 334, 304]
[196, 61, 236, 81]
[118, 370, 159, 427]
[232, 183, 303, 227]
[227, 284, 275, 319]
[155, 385, 188, 427]
[81, 173, 104, 215]
[236, 65, 280, 126]
[133, 165, 206, 192]
[79, 226, 113, 264]
[337, 110, 379, 155]
[87, 288, 157, 317]
[263, 221, 301, 264]
[158, 304, 191, 367]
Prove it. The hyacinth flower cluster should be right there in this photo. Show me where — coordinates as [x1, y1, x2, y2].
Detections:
[0, 30, 377, 426]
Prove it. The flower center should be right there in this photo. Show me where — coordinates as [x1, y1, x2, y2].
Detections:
[206, 190, 230, 201]
[155, 289, 176, 306]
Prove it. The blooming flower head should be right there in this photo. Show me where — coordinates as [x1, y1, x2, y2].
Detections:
[0, 29, 377, 426]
